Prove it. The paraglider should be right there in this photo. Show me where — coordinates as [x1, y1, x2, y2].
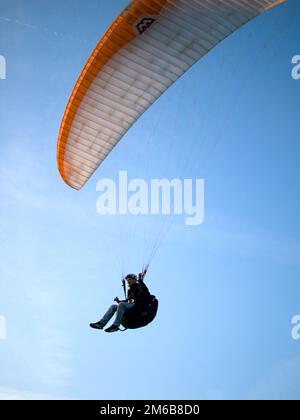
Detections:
[57, 0, 287, 332]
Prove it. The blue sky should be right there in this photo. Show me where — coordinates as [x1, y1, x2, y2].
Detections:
[0, 0, 300, 400]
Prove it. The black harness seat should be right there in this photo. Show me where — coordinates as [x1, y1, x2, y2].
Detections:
[121, 296, 159, 330]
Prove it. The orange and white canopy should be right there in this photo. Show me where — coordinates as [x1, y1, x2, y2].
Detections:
[57, 0, 286, 190]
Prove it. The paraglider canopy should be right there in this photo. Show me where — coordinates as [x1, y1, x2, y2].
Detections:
[57, 0, 286, 190]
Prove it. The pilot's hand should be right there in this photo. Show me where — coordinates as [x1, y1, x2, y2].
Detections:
[139, 270, 147, 281]
[114, 297, 120, 304]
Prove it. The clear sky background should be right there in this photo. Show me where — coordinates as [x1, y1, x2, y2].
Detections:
[0, 0, 300, 400]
